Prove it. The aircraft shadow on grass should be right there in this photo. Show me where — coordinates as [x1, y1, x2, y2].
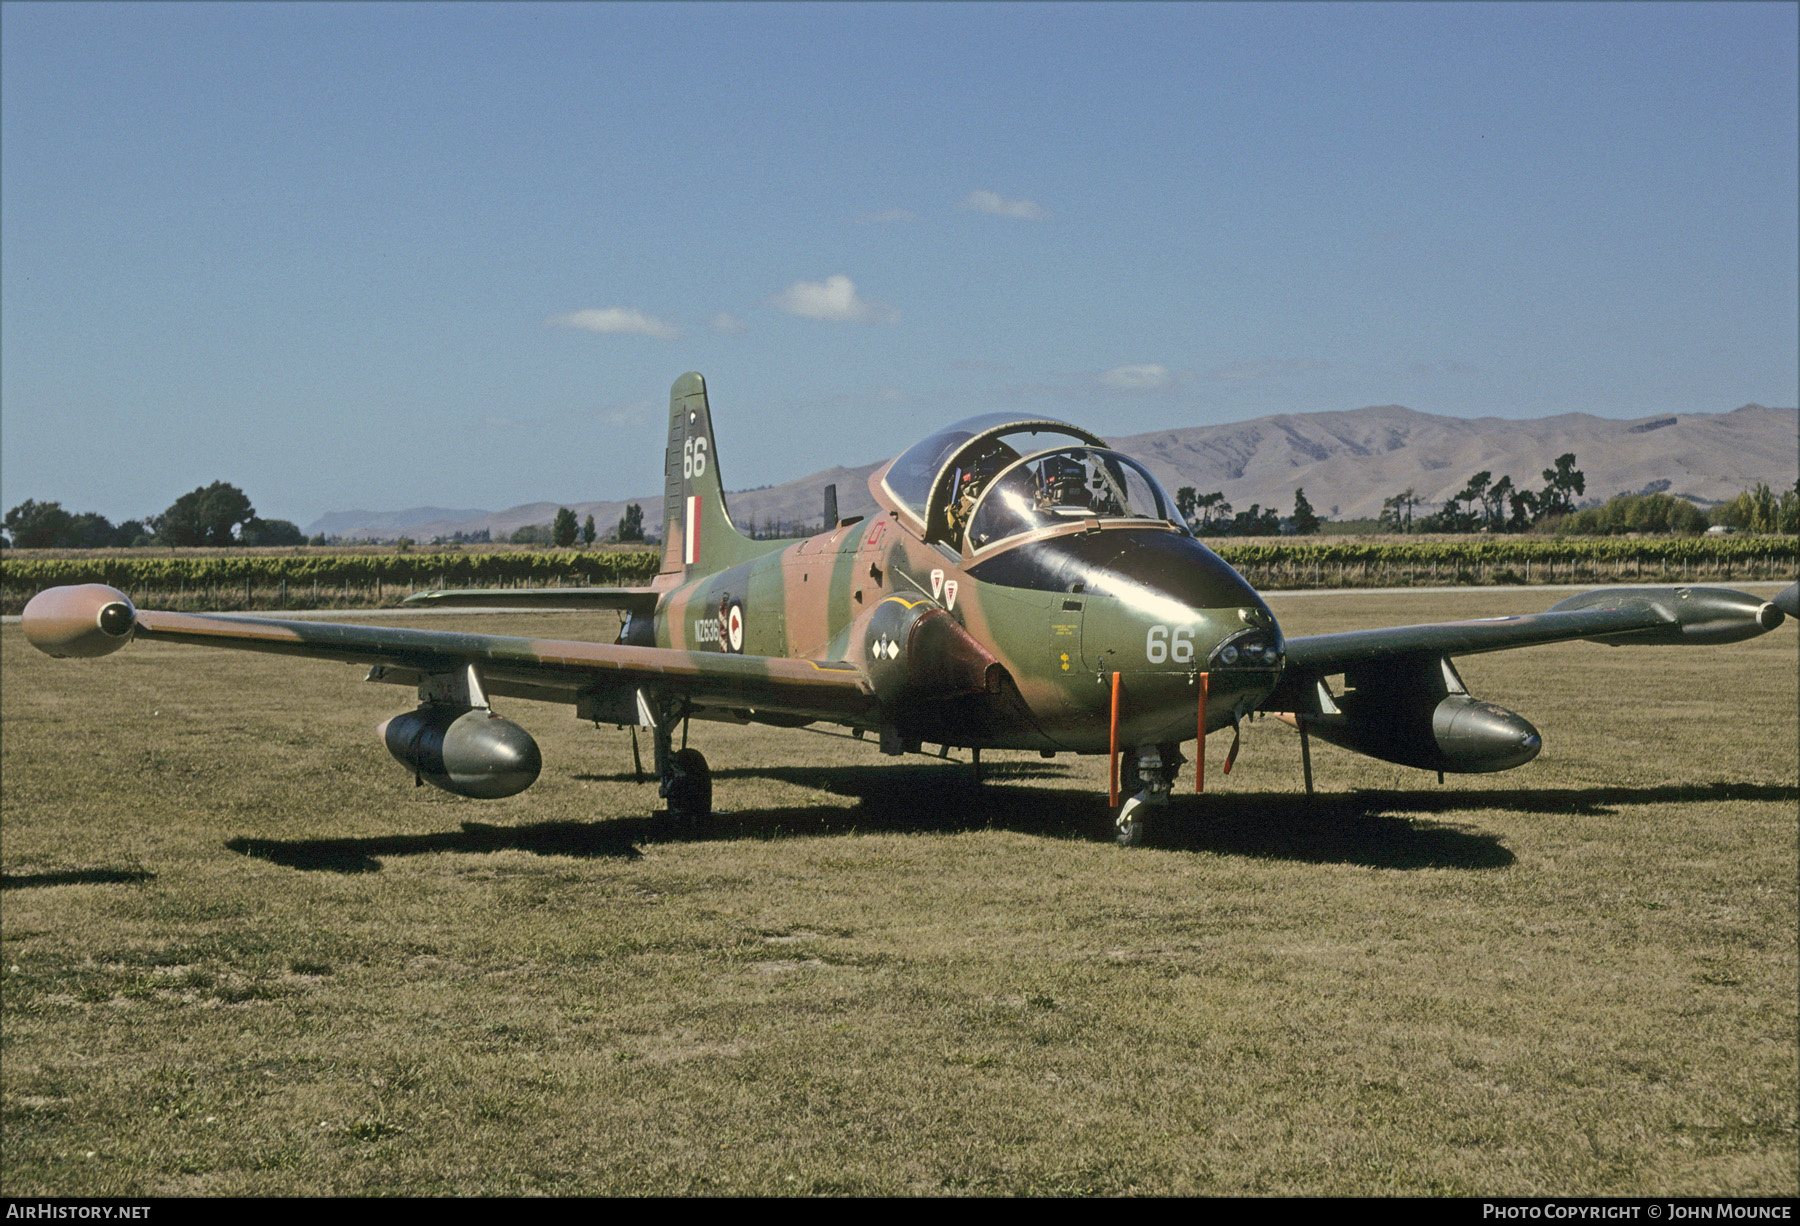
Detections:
[218, 771, 1792, 875]
[0, 867, 157, 891]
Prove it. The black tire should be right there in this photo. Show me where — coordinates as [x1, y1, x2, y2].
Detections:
[666, 747, 712, 823]
[1120, 750, 1143, 796]
[1115, 811, 1146, 848]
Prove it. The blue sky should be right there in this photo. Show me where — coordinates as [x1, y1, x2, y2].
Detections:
[3, 1, 1795, 528]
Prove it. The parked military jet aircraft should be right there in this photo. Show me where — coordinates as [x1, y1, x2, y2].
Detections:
[23, 373, 1797, 845]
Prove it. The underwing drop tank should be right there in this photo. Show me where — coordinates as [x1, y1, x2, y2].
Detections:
[1298, 654, 1542, 774]
[379, 705, 542, 799]
[1303, 691, 1543, 774]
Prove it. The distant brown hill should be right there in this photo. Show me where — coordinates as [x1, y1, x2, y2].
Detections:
[307, 403, 1798, 540]
[1113, 402, 1798, 521]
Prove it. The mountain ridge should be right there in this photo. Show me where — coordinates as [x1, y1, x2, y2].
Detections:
[305, 403, 1798, 540]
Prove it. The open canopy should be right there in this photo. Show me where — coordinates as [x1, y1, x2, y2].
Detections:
[964, 446, 1183, 553]
[879, 413, 1111, 546]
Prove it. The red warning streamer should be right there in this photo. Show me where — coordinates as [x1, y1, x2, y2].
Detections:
[1108, 671, 1122, 807]
[1196, 672, 1209, 792]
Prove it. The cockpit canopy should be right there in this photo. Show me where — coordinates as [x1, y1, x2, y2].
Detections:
[879, 413, 1185, 554]
[965, 447, 1181, 552]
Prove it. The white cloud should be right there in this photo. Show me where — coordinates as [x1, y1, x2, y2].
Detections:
[856, 208, 917, 224]
[709, 311, 747, 335]
[1099, 364, 1176, 391]
[960, 190, 1046, 220]
[546, 308, 680, 340]
[767, 275, 895, 324]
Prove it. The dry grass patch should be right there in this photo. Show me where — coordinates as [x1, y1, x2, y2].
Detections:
[3, 590, 1794, 1195]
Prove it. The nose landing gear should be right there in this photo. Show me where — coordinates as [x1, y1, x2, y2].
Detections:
[1114, 742, 1184, 847]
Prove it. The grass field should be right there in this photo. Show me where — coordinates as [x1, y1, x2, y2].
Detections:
[3, 588, 1795, 1196]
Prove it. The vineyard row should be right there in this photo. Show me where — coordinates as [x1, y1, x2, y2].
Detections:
[2, 540, 1793, 614]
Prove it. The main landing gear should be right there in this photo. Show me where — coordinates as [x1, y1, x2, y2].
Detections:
[665, 746, 712, 825]
[648, 706, 712, 828]
[1114, 742, 1184, 848]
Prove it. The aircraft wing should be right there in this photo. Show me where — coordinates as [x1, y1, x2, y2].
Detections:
[137, 610, 873, 720]
[24, 586, 875, 723]
[401, 586, 662, 614]
[1265, 585, 1785, 710]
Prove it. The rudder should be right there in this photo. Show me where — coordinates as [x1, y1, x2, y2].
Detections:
[660, 373, 763, 578]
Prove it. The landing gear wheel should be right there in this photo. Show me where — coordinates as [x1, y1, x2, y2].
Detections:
[665, 747, 712, 826]
[1113, 743, 1182, 848]
[1114, 794, 1147, 847]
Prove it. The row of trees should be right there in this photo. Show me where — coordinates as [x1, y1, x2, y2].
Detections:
[1175, 487, 1321, 536]
[12, 472, 1793, 552]
[510, 504, 646, 547]
[3, 486, 661, 552]
[1380, 454, 1589, 534]
[3, 483, 307, 549]
[1557, 480, 1800, 537]
[1712, 481, 1800, 535]
[1379, 456, 1798, 537]
[1172, 457, 1794, 540]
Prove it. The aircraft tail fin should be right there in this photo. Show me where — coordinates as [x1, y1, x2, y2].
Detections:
[659, 373, 764, 578]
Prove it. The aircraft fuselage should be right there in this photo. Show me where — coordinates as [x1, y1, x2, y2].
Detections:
[652, 511, 1283, 755]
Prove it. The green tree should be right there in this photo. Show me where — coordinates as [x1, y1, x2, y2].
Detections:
[582, 513, 597, 546]
[238, 517, 306, 546]
[1484, 475, 1514, 531]
[1229, 504, 1281, 536]
[1435, 471, 1492, 533]
[4, 500, 75, 548]
[1537, 454, 1586, 521]
[510, 523, 553, 545]
[64, 511, 118, 548]
[617, 503, 645, 543]
[157, 482, 255, 546]
[1290, 488, 1320, 535]
[1379, 488, 1419, 533]
[1197, 491, 1227, 533]
[1750, 482, 1780, 533]
[1714, 482, 1793, 535]
[1558, 492, 1709, 536]
[1175, 486, 1198, 529]
[552, 507, 579, 548]
[1507, 487, 1539, 532]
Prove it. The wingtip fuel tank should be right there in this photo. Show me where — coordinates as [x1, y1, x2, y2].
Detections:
[1548, 585, 1784, 645]
[22, 584, 138, 658]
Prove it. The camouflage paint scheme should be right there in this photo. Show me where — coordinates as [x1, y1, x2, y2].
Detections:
[644, 374, 1282, 756]
[22, 372, 1794, 823]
